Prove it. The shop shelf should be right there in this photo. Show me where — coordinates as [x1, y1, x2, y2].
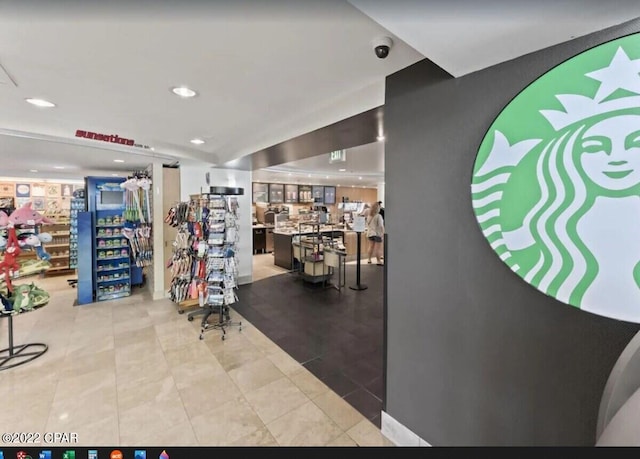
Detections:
[97, 277, 130, 284]
[96, 265, 130, 272]
[97, 291, 131, 301]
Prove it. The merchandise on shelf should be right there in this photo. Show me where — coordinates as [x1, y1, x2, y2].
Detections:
[121, 171, 153, 269]
[0, 203, 54, 312]
[94, 211, 131, 301]
[90, 178, 132, 302]
[165, 188, 243, 342]
[196, 190, 242, 340]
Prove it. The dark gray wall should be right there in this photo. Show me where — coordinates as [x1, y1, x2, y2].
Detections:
[385, 19, 640, 446]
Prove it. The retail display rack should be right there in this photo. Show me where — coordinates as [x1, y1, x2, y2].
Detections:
[178, 187, 243, 340]
[94, 214, 131, 301]
[69, 193, 85, 270]
[165, 186, 244, 340]
[85, 177, 132, 302]
[292, 222, 346, 289]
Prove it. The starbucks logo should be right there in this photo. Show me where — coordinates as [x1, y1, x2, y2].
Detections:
[472, 33, 640, 323]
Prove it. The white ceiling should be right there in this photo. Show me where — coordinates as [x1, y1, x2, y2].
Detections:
[0, 133, 164, 180]
[0, 0, 422, 180]
[1, 1, 639, 183]
[348, 0, 640, 77]
[252, 140, 384, 187]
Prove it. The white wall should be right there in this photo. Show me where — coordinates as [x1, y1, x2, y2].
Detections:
[377, 181, 385, 207]
[151, 162, 166, 299]
[179, 163, 253, 285]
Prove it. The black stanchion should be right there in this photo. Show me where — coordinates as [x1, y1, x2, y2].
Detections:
[349, 230, 368, 291]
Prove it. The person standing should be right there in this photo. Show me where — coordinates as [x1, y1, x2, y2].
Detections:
[367, 201, 384, 265]
[360, 203, 371, 218]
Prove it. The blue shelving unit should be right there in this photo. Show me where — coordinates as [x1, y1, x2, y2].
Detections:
[76, 211, 94, 305]
[85, 176, 132, 302]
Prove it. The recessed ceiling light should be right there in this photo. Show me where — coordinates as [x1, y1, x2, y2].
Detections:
[307, 174, 311, 178]
[150, 147, 155, 151]
[339, 168, 346, 172]
[325, 175, 329, 179]
[190, 138, 205, 145]
[25, 98, 56, 108]
[29, 169, 38, 173]
[54, 166, 65, 169]
[111, 174, 119, 177]
[377, 135, 385, 141]
[288, 173, 292, 176]
[358, 176, 362, 180]
[351, 185, 355, 188]
[171, 86, 197, 98]
[113, 159, 125, 163]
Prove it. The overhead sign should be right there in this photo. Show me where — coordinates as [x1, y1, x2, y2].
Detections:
[471, 33, 640, 323]
[329, 149, 346, 163]
[76, 129, 135, 146]
[75, 129, 151, 149]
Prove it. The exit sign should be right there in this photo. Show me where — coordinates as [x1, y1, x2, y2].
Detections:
[329, 149, 346, 163]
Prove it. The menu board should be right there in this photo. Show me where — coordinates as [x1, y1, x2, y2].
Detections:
[312, 186, 324, 202]
[269, 183, 284, 203]
[324, 186, 336, 204]
[252, 183, 268, 203]
[285, 184, 299, 203]
[298, 185, 313, 203]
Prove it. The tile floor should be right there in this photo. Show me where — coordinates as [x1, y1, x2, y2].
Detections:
[236, 259, 385, 428]
[252, 253, 289, 281]
[1, 273, 392, 447]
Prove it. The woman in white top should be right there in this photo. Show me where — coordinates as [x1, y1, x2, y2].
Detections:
[366, 201, 384, 265]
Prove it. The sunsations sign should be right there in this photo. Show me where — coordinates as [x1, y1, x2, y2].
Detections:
[472, 33, 640, 323]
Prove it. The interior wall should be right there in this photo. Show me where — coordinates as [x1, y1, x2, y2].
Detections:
[336, 186, 377, 206]
[179, 163, 252, 284]
[384, 20, 640, 445]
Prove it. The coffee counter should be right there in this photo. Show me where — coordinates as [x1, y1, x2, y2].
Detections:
[273, 229, 357, 270]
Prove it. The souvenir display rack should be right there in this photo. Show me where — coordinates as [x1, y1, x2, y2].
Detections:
[69, 193, 85, 270]
[121, 171, 153, 280]
[166, 199, 203, 313]
[188, 187, 244, 341]
[0, 217, 52, 370]
[43, 220, 72, 275]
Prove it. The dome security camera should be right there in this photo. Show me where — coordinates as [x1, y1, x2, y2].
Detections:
[373, 36, 394, 59]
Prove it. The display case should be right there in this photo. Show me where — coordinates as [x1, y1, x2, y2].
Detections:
[294, 223, 333, 283]
[285, 184, 298, 203]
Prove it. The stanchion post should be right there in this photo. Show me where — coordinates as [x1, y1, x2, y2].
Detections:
[349, 228, 368, 291]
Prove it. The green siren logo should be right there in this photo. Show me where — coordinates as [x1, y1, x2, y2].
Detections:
[472, 33, 640, 322]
